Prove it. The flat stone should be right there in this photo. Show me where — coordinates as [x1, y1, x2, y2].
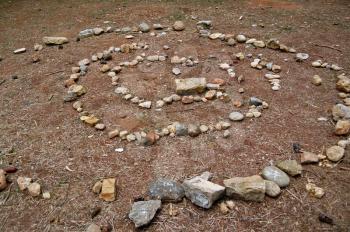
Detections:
[261, 166, 290, 187]
[108, 129, 119, 139]
[68, 84, 86, 96]
[79, 29, 94, 38]
[148, 179, 185, 202]
[99, 178, 116, 202]
[14, 48, 26, 54]
[175, 78, 207, 95]
[224, 175, 265, 202]
[182, 96, 194, 104]
[275, 160, 302, 176]
[300, 151, 319, 164]
[199, 125, 209, 133]
[93, 28, 104, 35]
[326, 145, 344, 162]
[229, 112, 244, 121]
[129, 200, 161, 228]
[264, 180, 281, 197]
[42, 36, 68, 45]
[139, 101, 152, 109]
[183, 176, 225, 209]
[80, 115, 100, 126]
[95, 123, 105, 130]
[296, 53, 309, 61]
[114, 86, 129, 95]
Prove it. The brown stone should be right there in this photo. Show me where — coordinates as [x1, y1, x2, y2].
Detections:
[335, 120, 350, 135]
[64, 79, 76, 88]
[182, 96, 194, 104]
[300, 151, 319, 164]
[99, 178, 116, 202]
[0, 169, 7, 191]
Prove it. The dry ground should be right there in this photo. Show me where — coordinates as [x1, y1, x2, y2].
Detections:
[0, 0, 350, 231]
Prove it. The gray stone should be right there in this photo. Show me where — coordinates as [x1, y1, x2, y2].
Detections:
[183, 176, 225, 209]
[172, 67, 181, 75]
[249, 97, 263, 106]
[224, 175, 265, 202]
[174, 123, 188, 136]
[79, 29, 94, 38]
[332, 104, 350, 121]
[236, 34, 247, 43]
[229, 112, 244, 121]
[175, 78, 207, 95]
[128, 200, 161, 228]
[261, 166, 290, 187]
[275, 160, 302, 176]
[295, 53, 309, 61]
[139, 22, 150, 32]
[264, 180, 281, 197]
[148, 179, 185, 202]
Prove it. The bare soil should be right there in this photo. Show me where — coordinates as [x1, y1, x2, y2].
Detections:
[0, 0, 350, 231]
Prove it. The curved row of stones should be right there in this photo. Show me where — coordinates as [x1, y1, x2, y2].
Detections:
[0, 20, 347, 231]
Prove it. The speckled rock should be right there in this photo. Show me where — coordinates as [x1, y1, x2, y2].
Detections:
[148, 179, 185, 202]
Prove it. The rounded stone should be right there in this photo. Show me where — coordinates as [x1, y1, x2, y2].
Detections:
[326, 145, 345, 162]
[264, 180, 281, 197]
[173, 21, 185, 31]
[261, 166, 290, 188]
[229, 112, 244, 121]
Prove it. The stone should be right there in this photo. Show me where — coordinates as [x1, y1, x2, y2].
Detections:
[139, 22, 150, 32]
[205, 90, 216, 100]
[209, 33, 223, 40]
[199, 125, 209, 133]
[219, 202, 229, 214]
[174, 123, 188, 136]
[153, 23, 163, 30]
[275, 160, 302, 176]
[236, 34, 246, 43]
[42, 36, 68, 45]
[173, 21, 185, 31]
[227, 38, 236, 46]
[147, 55, 159, 61]
[338, 140, 349, 148]
[100, 64, 110, 73]
[253, 40, 265, 48]
[108, 129, 119, 139]
[326, 146, 344, 162]
[129, 200, 161, 228]
[86, 223, 101, 232]
[266, 38, 280, 49]
[93, 28, 104, 35]
[92, 180, 103, 194]
[148, 179, 185, 202]
[182, 96, 194, 104]
[223, 130, 231, 138]
[300, 151, 319, 164]
[68, 84, 87, 96]
[79, 29, 94, 38]
[140, 132, 157, 146]
[296, 53, 309, 61]
[249, 97, 263, 106]
[42, 191, 51, 199]
[261, 166, 290, 187]
[28, 182, 41, 197]
[224, 175, 265, 202]
[175, 78, 207, 95]
[172, 67, 181, 75]
[311, 75, 322, 86]
[115, 86, 129, 95]
[65, 79, 76, 88]
[312, 60, 322, 67]
[95, 123, 105, 130]
[229, 112, 244, 121]
[264, 180, 281, 197]
[188, 124, 200, 137]
[335, 120, 350, 135]
[0, 170, 7, 191]
[332, 104, 350, 121]
[183, 176, 225, 209]
[73, 101, 82, 110]
[99, 178, 116, 202]
[139, 101, 152, 109]
[156, 100, 165, 108]
[17, 177, 32, 191]
[80, 115, 100, 126]
[14, 48, 26, 54]
[306, 183, 325, 199]
[336, 75, 350, 93]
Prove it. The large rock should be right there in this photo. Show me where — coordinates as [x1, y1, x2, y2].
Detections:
[332, 104, 350, 121]
[326, 146, 345, 162]
[175, 78, 207, 95]
[261, 166, 290, 187]
[335, 120, 350, 135]
[183, 176, 225, 209]
[224, 175, 265, 202]
[148, 179, 184, 202]
[128, 200, 161, 228]
[336, 75, 350, 93]
[99, 178, 116, 201]
[275, 160, 302, 176]
[43, 36, 68, 45]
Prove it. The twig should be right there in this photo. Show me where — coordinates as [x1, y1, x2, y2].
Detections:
[312, 43, 342, 53]
[45, 70, 64, 76]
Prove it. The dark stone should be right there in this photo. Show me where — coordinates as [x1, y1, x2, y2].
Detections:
[249, 97, 263, 106]
[318, 213, 334, 225]
[63, 92, 78, 102]
[292, 143, 301, 153]
[128, 200, 161, 228]
[148, 179, 185, 202]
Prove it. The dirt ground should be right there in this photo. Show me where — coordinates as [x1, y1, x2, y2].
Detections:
[0, 0, 350, 231]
